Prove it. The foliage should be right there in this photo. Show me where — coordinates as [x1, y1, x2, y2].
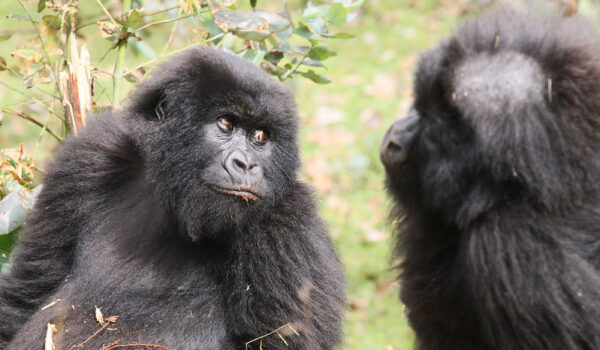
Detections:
[0, 0, 361, 268]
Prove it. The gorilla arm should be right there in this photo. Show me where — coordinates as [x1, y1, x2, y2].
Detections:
[224, 183, 345, 350]
[0, 116, 137, 346]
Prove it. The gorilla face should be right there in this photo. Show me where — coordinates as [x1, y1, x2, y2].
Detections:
[127, 47, 300, 240]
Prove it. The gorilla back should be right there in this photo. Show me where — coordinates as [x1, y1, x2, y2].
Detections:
[380, 9, 600, 350]
[0, 47, 345, 349]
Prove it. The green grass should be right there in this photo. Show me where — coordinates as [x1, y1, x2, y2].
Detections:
[0, 1, 467, 349]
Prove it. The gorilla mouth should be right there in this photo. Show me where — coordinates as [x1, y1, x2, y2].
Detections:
[210, 185, 261, 202]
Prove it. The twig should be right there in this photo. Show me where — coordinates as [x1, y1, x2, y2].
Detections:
[121, 43, 200, 77]
[244, 323, 300, 349]
[135, 14, 192, 32]
[159, 8, 184, 57]
[112, 0, 132, 107]
[94, 0, 118, 25]
[68, 321, 111, 350]
[103, 342, 171, 350]
[3, 108, 62, 141]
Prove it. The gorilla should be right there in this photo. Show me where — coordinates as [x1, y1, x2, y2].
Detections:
[0, 47, 345, 349]
[380, 9, 600, 350]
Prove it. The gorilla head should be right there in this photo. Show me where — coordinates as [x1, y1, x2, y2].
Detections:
[380, 8, 600, 350]
[381, 10, 600, 228]
[127, 47, 300, 240]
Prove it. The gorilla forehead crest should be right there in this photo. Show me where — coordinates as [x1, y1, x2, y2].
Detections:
[452, 51, 544, 118]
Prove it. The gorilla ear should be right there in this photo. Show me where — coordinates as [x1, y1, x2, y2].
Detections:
[129, 82, 169, 121]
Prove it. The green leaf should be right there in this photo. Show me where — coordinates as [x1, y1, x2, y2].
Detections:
[302, 59, 324, 67]
[325, 3, 347, 25]
[323, 32, 354, 39]
[42, 15, 61, 29]
[0, 186, 41, 235]
[265, 51, 284, 64]
[0, 57, 6, 72]
[242, 49, 265, 65]
[308, 46, 337, 61]
[298, 70, 331, 84]
[37, 0, 46, 12]
[126, 9, 143, 28]
[130, 40, 157, 59]
[294, 26, 324, 41]
[260, 61, 288, 77]
[0, 35, 11, 42]
[250, 0, 257, 9]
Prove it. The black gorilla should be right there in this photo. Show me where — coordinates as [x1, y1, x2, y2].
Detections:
[0, 47, 345, 349]
[380, 9, 600, 350]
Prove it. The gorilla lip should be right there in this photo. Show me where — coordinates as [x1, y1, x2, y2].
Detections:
[211, 185, 261, 202]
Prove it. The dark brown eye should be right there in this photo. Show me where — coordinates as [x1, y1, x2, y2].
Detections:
[253, 129, 268, 143]
[217, 117, 233, 132]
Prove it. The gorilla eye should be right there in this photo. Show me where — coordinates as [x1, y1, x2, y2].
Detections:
[217, 117, 234, 132]
[252, 129, 268, 143]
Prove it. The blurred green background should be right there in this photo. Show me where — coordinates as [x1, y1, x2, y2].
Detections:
[2, 1, 599, 349]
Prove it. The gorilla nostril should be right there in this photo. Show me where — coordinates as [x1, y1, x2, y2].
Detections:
[387, 141, 402, 154]
[233, 158, 247, 170]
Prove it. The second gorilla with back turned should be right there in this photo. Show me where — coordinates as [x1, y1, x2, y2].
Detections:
[0, 48, 345, 349]
[381, 9, 600, 350]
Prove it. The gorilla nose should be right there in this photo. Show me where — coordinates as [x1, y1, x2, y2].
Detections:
[380, 111, 419, 168]
[225, 150, 262, 182]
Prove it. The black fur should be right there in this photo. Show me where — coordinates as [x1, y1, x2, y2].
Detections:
[381, 9, 600, 350]
[0, 47, 345, 349]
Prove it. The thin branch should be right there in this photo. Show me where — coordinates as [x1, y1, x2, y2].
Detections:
[112, 0, 132, 107]
[244, 323, 300, 349]
[159, 8, 184, 57]
[68, 321, 111, 350]
[94, 0, 118, 25]
[135, 14, 192, 32]
[121, 42, 200, 77]
[3, 108, 62, 141]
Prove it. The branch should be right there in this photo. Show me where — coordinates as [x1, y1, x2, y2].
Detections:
[112, 0, 132, 107]
[3, 108, 63, 141]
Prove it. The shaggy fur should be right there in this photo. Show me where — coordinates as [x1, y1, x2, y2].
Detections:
[381, 9, 600, 350]
[0, 47, 345, 349]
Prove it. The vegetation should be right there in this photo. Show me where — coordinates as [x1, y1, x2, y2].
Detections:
[6, 0, 597, 349]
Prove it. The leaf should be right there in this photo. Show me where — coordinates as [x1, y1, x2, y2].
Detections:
[334, 0, 364, 12]
[0, 186, 42, 235]
[308, 46, 337, 61]
[42, 15, 61, 30]
[264, 51, 284, 64]
[0, 35, 11, 42]
[97, 21, 121, 41]
[323, 32, 354, 39]
[302, 5, 328, 20]
[302, 59, 324, 67]
[130, 40, 157, 59]
[325, 3, 347, 25]
[125, 9, 143, 28]
[242, 49, 265, 65]
[37, 0, 46, 13]
[250, 0, 257, 9]
[298, 70, 331, 84]
[0, 57, 6, 72]
[294, 26, 324, 41]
